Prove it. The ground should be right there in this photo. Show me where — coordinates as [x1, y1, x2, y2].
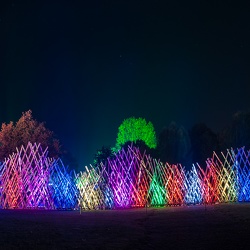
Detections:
[1, 203, 250, 249]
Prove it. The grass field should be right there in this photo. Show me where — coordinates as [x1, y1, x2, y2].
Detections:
[1, 203, 250, 249]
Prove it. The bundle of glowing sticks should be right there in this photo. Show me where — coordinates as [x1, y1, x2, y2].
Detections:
[0, 142, 250, 210]
[0, 142, 78, 209]
[76, 145, 250, 210]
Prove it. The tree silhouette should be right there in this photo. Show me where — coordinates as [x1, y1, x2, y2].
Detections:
[189, 123, 219, 168]
[158, 122, 192, 167]
[93, 146, 115, 168]
[219, 111, 250, 150]
[0, 110, 61, 161]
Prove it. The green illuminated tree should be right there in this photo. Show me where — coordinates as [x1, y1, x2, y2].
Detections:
[115, 117, 157, 150]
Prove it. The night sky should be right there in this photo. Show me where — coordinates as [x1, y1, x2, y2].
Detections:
[1, 1, 250, 169]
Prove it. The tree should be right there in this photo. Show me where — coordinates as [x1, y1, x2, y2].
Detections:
[93, 146, 115, 168]
[115, 117, 157, 151]
[0, 110, 61, 161]
[157, 122, 192, 167]
[219, 111, 250, 150]
[189, 123, 219, 167]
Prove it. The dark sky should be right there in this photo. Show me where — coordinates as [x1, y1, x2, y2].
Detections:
[1, 1, 250, 169]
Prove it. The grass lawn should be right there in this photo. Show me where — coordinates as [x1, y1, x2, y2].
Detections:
[1, 203, 250, 249]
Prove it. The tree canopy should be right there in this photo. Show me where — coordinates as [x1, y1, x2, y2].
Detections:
[157, 122, 192, 167]
[189, 123, 219, 167]
[93, 145, 115, 168]
[219, 111, 250, 150]
[0, 110, 61, 161]
[115, 117, 157, 151]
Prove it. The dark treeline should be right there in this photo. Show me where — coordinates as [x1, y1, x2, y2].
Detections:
[1, 110, 250, 171]
[94, 111, 250, 170]
[158, 111, 250, 169]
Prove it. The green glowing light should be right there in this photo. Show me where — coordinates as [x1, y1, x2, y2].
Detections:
[116, 117, 157, 150]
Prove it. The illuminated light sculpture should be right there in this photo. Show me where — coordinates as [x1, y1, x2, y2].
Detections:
[76, 166, 105, 210]
[102, 184, 114, 209]
[148, 160, 166, 206]
[165, 164, 186, 205]
[126, 151, 153, 207]
[0, 162, 4, 208]
[75, 145, 250, 210]
[131, 157, 150, 207]
[49, 159, 78, 209]
[214, 150, 237, 202]
[235, 147, 250, 201]
[0, 142, 77, 209]
[0, 143, 54, 209]
[76, 146, 154, 209]
[1, 142, 250, 210]
[199, 159, 220, 204]
[106, 150, 135, 208]
[184, 165, 203, 204]
[104, 146, 151, 208]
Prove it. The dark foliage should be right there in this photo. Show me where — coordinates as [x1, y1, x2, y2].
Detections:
[219, 111, 250, 150]
[157, 122, 192, 168]
[93, 146, 115, 168]
[0, 110, 62, 161]
[189, 123, 219, 168]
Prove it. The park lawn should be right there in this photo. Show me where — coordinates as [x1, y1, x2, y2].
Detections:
[0, 203, 250, 249]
